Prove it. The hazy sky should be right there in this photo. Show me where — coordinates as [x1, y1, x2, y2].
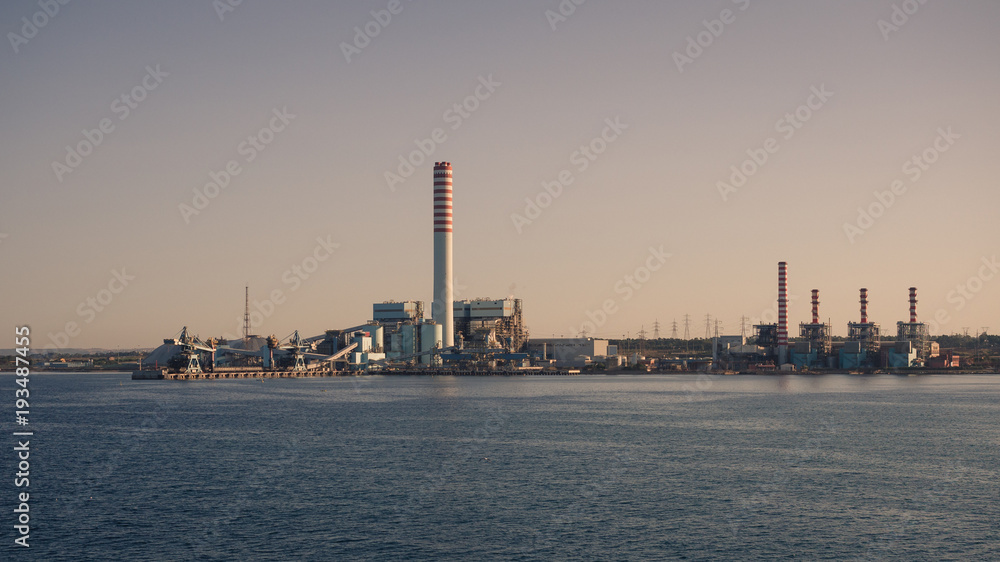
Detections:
[3, 1, 999, 349]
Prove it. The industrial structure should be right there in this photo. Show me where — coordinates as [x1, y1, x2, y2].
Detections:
[716, 261, 945, 372]
[133, 161, 959, 380]
[895, 287, 929, 365]
[840, 288, 881, 368]
[777, 261, 788, 365]
[136, 161, 544, 380]
[433, 162, 455, 348]
[792, 289, 832, 368]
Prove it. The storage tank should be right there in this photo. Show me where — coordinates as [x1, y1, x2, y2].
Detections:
[420, 323, 443, 365]
[401, 324, 417, 356]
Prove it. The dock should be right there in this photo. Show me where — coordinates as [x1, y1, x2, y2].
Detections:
[132, 369, 344, 380]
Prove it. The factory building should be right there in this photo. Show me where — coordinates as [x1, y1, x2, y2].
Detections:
[453, 298, 527, 353]
[840, 288, 881, 369]
[373, 301, 424, 323]
[793, 289, 832, 368]
[894, 287, 929, 366]
[527, 337, 609, 367]
[739, 263, 941, 372]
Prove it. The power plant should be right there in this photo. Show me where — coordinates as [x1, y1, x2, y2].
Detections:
[719, 261, 939, 372]
[132, 162, 956, 379]
[136, 162, 534, 380]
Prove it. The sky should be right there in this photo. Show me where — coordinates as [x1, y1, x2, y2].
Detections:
[2, 0, 999, 350]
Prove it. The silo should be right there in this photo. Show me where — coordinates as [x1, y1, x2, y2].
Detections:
[420, 323, 443, 365]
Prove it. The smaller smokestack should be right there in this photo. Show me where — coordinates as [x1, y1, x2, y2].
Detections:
[909, 287, 917, 323]
[777, 262, 788, 346]
[811, 289, 819, 324]
[860, 288, 868, 324]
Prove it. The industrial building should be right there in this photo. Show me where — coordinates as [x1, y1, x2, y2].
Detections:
[527, 337, 609, 367]
[138, 165, 962, 379]
[717, 261, 942, 372]
[792, 289, 832, 368]
[453, 298, 527, 353]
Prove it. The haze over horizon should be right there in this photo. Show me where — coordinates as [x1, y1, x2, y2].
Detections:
[3, 1, 999, 349]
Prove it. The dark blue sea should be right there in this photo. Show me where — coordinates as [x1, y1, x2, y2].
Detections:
[3, 373, 999, 560]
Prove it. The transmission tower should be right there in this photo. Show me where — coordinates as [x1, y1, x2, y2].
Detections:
[243, 286, 251, 341]
[740, 315, 748, 339]
[653, 319, 661, 339]
[704, 314, 711, 339]
[683, 314, 691, 340]
[671, 319, 678, 339]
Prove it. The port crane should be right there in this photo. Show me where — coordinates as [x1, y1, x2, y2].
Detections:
[163, 326, 216, 373]
[218, 330, 358, 371]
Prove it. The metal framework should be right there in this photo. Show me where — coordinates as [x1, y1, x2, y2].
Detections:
[754, 324, 778, 348]
[453, 298, 528, 353]
[847, 322, 881, 356]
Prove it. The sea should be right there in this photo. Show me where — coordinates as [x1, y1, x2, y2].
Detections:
[3, 372, 999, 561]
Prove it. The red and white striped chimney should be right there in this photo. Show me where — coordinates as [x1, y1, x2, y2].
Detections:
[433, 162, 454, 347]
[909, 287, 917, 323]
[811, 289, 819, 324]
[860, 288, 868, 324]
[777, 262, 788, 346]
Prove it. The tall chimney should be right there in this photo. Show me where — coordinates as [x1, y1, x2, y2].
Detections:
[811, 289, 819, 324]
[433, 162, 454, 347]
[909, 287, 917, 323]
[778, 262, 788, 356]
[860, 288, 868, 324]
